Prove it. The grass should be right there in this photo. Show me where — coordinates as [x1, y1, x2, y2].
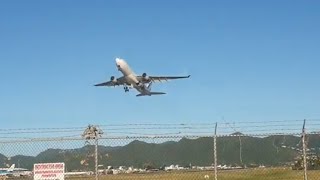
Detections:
[65, 168, 320, 180]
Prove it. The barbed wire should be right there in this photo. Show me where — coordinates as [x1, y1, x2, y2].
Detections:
[0, 129, 84, 135]
[0, 127, 313, 136]
[0, 126, 86, 131]
[0, 119, 318, 140]
[1, 123, 318, 133]
[2, 131, 318, 144]
[0, 119, 318, 132]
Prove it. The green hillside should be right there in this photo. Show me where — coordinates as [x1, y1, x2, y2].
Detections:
[1, 134, 318, 171]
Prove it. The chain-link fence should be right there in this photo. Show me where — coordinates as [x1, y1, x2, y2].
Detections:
[0, 120, 319, 180]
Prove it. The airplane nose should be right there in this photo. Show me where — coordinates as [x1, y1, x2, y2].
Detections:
[115, 58, 121, 70]
[115, 58, 122, 63]
[115, 58, 120, 66]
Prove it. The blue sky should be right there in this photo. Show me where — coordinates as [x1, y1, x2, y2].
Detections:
[0, 0, 320, 131]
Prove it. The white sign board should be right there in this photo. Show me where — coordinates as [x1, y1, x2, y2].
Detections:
[34, 163, 65, 180]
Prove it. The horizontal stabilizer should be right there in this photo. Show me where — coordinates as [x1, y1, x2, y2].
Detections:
[136, 92, 166, 97]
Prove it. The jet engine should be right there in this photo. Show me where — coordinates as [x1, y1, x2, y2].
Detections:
[142, 73, 150, 81]
[110, 76, 117, 83]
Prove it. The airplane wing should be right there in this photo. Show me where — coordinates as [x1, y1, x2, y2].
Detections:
[137, 75, 190, 83]
[94, 76, 126, 87]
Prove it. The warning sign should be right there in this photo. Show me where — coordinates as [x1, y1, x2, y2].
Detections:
[34, 163, 65, 180]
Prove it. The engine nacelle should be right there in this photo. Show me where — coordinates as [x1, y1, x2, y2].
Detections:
[110, 76, 117, 83]
[142, 73, 150, 81]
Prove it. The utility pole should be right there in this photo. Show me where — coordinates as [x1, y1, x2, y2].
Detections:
[223, 116, 243, 166]
[82, 125, 103, 180]
[239, 135, 243, 165]
[302, 120, 308, 180]
[214, 122, 218, 180]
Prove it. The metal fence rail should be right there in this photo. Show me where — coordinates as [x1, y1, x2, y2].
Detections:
[0, 120, 319, 180]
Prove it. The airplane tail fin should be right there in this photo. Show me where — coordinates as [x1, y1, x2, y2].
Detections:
[8, 164, 15, 172]
[136, 92, 166, 97]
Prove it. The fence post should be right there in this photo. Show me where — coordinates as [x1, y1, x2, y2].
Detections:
[302, 119, 308, 180]
[214, 122, 218, 180]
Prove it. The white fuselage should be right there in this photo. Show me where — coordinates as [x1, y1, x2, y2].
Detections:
[115, 58, 149, 95]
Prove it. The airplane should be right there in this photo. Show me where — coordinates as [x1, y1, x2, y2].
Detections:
[94, 58, 190, 96]
[0, 164, 15, 177]
[0, 164, 32, 177]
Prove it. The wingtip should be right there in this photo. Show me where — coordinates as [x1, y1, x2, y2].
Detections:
[187, 75, 191, 78]
[94, 83, 103, 87]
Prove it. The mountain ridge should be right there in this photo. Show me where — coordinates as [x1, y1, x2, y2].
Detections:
[1, 134, 319, 171]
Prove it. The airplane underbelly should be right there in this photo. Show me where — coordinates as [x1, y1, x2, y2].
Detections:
[125, 75, 138, 85]
[125, 75, 143, 92]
